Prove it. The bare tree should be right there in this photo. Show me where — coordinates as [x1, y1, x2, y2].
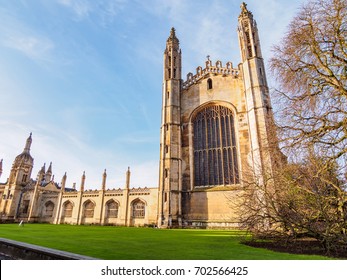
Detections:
[237, 148, 347, 253]
[270, 0, 347, 163]
[238, 1, 347, 253]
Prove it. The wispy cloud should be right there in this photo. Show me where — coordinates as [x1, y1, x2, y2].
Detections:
[56, 0, 127, 26]
[3, 35, 54, 62]
[57, 0, 92, 19]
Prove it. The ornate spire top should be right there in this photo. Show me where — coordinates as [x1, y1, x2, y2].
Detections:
[23, 132, 32, 154]
[239, 2, 253, 19]
[47, 162, 52, 173]
[167, 27, 179, 43]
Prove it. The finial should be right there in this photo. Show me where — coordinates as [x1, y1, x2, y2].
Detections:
[207, 55, 210, 61]
[170, 27, 176, 36]
[239, 2, 252, 18]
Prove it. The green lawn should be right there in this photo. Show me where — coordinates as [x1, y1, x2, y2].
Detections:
[0, 224, 332, 260]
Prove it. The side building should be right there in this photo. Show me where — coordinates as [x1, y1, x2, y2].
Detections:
[0, 134, 158, 226]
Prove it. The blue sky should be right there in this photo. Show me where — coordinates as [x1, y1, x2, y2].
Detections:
[0, 0, 306, 189]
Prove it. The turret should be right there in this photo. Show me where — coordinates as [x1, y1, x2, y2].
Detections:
[158, 27, 183, 228]
[80, 171, 86, 192]
[102, 169, 107, 191]
[61, 172, 67, 192]
[9, 133, 34, 186]
[45, 162, 52, 182]
[237, 2, 273, 181]
[126, 167, 130, 190]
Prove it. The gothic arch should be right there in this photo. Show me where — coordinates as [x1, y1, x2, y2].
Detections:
[62, 200, 74, 218]
[189, 102, 241, 187]
[44, 201, 55, 217]
[105, 199, 119, 218]
[131, 198, 146, 218]
[83, 199, 95, 218]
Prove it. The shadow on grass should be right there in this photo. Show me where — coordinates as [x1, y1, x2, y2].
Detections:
[242, 239, 347, 259]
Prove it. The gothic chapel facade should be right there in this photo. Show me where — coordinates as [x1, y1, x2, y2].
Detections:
[158, 3, 275, 228]
[0, 3, 275, 228]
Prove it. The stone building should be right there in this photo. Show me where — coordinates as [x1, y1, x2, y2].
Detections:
[0, 3, 276, 228]
[158, 3, 275, 228]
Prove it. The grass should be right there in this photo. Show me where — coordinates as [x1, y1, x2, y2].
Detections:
[0, 224, 332, 260]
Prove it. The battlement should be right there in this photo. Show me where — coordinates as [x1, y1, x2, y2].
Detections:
[182, 59, 241, 90]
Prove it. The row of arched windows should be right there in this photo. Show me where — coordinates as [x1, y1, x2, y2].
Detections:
[61, 199, 146, 219]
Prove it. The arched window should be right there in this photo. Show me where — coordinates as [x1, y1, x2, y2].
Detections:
[83, 200, 95, 218]
[207, 78, 213, 90]
[63, 201, 73, 218]
[193, 105, 239, 187]
[106, 200, 119, 218]
[132, 200, 145, 218]
[44, 201, 54, 217]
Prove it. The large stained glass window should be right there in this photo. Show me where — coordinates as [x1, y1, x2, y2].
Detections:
[193, 105, 239, 186]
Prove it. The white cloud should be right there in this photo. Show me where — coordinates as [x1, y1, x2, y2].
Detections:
[3, 35, 54, 62]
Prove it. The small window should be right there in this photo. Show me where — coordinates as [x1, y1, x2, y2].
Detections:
[22, 174, 27, 183]
[207, 78, 213, 90]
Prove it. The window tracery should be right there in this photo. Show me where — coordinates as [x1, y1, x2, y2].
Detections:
[44, 201, 54, 217]
[106, 200, 119, 218]
[83, 200, 95, 218]
[193, 105, 239, 187]
[63, 201, 73, 218]
[132, 200, 145, 218]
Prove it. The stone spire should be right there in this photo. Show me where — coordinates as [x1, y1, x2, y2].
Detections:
[61, 172, 67, 192]
[126, 167, 130, 190]
[158, 27, 183, 228]
[102, 169, 107, 191]
[0, 159, 3, 178]
[80, 171, 86, 192]
[23, 133, 32, 154]
[45, 162, 52, 182]
[36, 163, 46, 182]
